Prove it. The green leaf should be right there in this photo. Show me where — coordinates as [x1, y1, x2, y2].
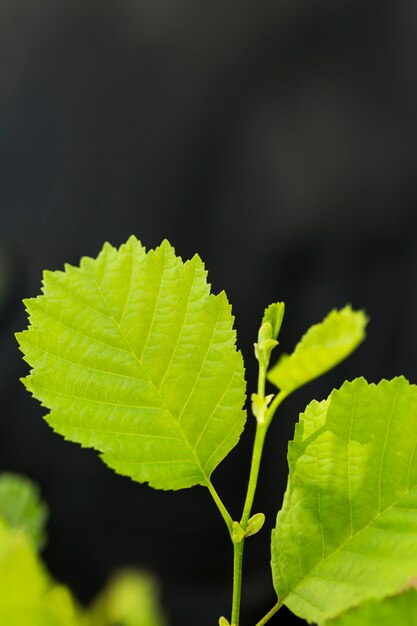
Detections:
[267, 306, 368, 394]
[88, 569, 166, 626]
[261, 302, 285, 341]
[0, 473, 48, 550]
[0, 521, 83, 626]
[17, 237, 246, 490]
[255, 302, 284, 367]
[271, 377, 417, 624]
[45, 585, 86, 626]
[232, 521, 246, 544]
[245, 512, 265, 537]
[251, 393, 274, 424]
[326, 587, 417, 626]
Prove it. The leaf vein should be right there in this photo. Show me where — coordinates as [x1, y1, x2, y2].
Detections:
[177, 296, 223, 427]
[117, 245, 135, 324]
[194, 357, 238, 453]
[61, 423, 185, 442]
[202, 410, 244, 473]
[157, 260, 197, 392]
[138, 251, 167, 361]
[378, 387, 399, 512]
[22, 340, 147, 383]
[281, 484, 417, 606]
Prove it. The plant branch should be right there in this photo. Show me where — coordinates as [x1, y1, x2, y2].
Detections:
[254, 600, 283, 626]
[230, 304, 287, 625]
[241, 390, 287, 526]
[265, 390, 288, 428]
[231, 539, 244, 625]
[230, 381, 287, 624]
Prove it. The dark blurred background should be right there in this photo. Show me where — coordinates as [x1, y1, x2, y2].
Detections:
[1, 1, 417, 624]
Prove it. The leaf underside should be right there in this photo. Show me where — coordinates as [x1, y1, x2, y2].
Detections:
[267, 306, 368, 394]
[272, 377, 417, 624]
[327, 588, 417, 625]
[17, 237, 246, 490]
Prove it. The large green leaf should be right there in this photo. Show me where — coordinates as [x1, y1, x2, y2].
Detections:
[271, 377, 417, 624]
[17, 237, 246, 490]
[327, 588, 417, 626]
[267, 306, 367, 393]
[0, 473, 48, 550]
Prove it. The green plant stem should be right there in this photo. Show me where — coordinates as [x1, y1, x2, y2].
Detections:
[257, 362, 267, 400]
[242, 389, 288, 526]
[254, 600, 283, 626]
[241, 422, 268, 526]
[231, 538, 244, 625]
[265, 390, 288, 428]
[230, 389, 288, 624]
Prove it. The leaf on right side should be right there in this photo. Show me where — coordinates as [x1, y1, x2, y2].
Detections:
[271, 377, 417, 625]
[267, 306, 367, 393]
[326, 587, 417, 626]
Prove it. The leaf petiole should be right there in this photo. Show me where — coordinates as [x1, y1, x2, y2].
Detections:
[254, 600, 283, 626]
[206, 478, 234, 535]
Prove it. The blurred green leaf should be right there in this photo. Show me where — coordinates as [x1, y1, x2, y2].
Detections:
[88, 569, 166, 626]
[0, 520, 83, 626]
[0, 472, 48, 550]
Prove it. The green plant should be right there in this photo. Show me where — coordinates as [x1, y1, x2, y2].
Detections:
[16, 236, 417, 625]
[0, 473, 165, 626]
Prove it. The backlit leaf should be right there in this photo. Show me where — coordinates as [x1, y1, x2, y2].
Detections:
[271, 377, 417, 624]
[326, 588, 417, 626]
[0, 521, 82, 626]
[88, 569, 166, 626]
[17, 237, 246, 490]
[0, 473, 48, 550]
[267, 306, 367, 393]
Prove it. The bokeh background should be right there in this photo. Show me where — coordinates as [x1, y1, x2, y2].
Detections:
[1, 1, 417, 625]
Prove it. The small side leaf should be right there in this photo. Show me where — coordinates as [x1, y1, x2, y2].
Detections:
[251, 393, 274, 424]
[255, 302, 285, 366]
[245, 512, 265, 537]
[271, 377, 417, 624]
[0, 472, 48, 550]
[261, 302, 285, 342]
[267, 306, 367, 393]
[232, 521, 246, 544]
[17, 237, 247, 491]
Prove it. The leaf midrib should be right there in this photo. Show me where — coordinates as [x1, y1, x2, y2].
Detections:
[279, 481, 417, 614]
[88, 263, 227, 485]
[26, 304, 238, 460]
